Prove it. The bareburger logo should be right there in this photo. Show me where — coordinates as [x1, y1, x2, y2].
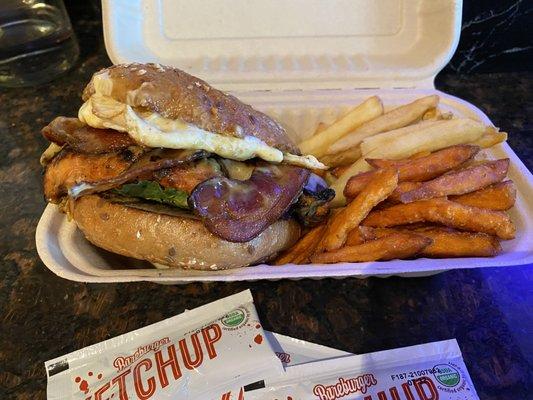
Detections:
[313, 374, 378, 400]
[113, 337, 170, 371]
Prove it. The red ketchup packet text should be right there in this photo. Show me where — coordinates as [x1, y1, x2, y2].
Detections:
[45, 290, 282, 400]
[245, 339, 479, 400]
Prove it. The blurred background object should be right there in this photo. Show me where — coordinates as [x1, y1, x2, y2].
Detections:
[0, 0, 79, 87]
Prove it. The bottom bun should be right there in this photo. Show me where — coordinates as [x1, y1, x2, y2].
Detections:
[69, 195, 300, 270]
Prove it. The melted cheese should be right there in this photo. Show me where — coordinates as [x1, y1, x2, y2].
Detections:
[79, 82, 327, 169]
[220, 159, 255, 181]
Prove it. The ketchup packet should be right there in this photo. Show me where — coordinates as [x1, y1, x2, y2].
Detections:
[177, 308, 352, 367]
[45, 290, 282, 400]
[245, 339, 479, 400]
[266, 331, 352, 367]
[220, 333, 352, 400]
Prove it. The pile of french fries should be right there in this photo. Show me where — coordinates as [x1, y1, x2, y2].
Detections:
[276, 95, 515, 265]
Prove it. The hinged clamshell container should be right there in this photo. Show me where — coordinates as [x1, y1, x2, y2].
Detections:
[36, 0, 533, 283]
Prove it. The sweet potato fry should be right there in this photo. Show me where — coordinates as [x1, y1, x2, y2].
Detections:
[342, 171, 374, 197]
[450, 181, 516, 211]
[292, 227, 327, 265]
[368, 145, 480, 181]
[371, 227, 501, 258]
[345, 226, 377, 246]
[343, 145, 480, 198]
[274, 225, 325, 265]
[418, 229, 501, 258]
[386, 182, 423, 203]
[399, 159, 510, 203]
[319, 168, 399, 252]
[311, 232, 432, 264]
[362, 198, 515, 240]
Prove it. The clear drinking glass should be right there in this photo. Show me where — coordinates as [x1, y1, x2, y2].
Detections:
[0, 0, 79, 87]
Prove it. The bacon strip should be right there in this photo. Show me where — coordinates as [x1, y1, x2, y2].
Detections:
[42, 117, 135, 154]
[190, 164, 310, 242]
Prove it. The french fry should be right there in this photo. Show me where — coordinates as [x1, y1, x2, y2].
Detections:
[320, 146, 362, 168]
[326, 95, 440, 154]
[274, 225, 326, 265]
[331, 165, 351, 179]
[343, 145, 481, 198]
[357, 120, 444, 158]
[399, 159, 509, 203]
[470, 127, 507, 148]
[422, 108, 454, 121]
[318, 168, 398, 252]
[442, 112, 454, 120]
[360, 119, 486, 160]
[362, 198, 515, 240]
[331, 119, 487, 205]
[371, 227, 501, 258]
[315, 122, 328, 134]
[450, 180, 516, 211]
[345, 226, 376, 246]
[422, 107, 439, 120]
[311, 232, 432, 264]
[299, 96, 383, 157]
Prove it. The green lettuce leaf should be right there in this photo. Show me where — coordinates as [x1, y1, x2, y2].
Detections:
[112, 180, 189, 209]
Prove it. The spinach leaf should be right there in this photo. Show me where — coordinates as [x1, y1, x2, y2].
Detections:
[112, 180, 189, 209]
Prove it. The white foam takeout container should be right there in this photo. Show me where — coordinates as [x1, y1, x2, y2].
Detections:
[36, 0, 533, 283]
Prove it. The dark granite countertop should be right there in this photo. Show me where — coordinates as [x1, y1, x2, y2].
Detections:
[0, 5, 532, 400]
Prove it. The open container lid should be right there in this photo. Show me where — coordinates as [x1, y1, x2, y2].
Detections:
[102, 0, 462, 91]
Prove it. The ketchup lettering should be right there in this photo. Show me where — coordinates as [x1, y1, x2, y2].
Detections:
[220, 387, 245, 400]
[93, 324, 222, 399]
